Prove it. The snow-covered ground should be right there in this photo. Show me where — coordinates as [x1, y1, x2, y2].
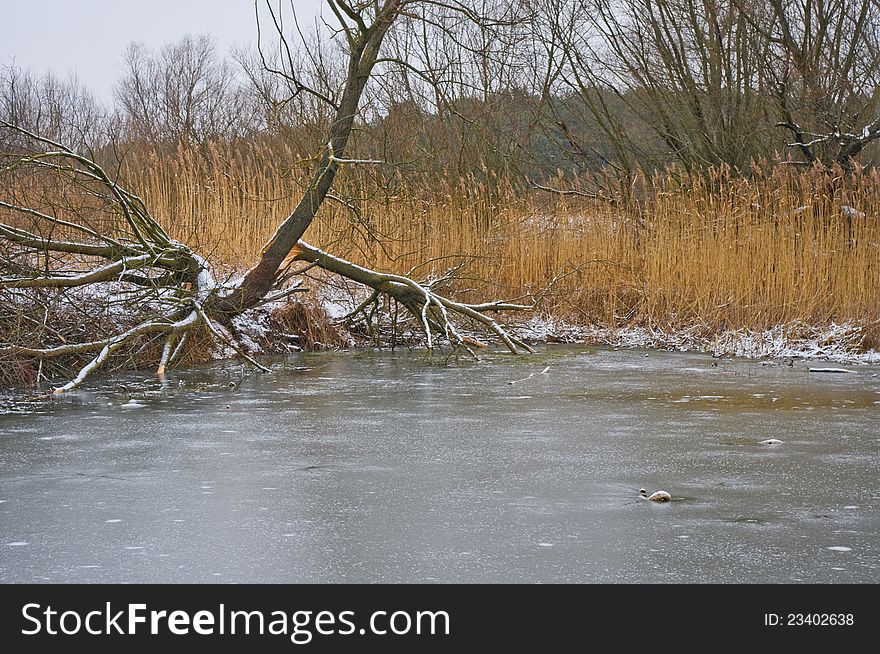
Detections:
[510, 316, 880, 364]
[8, 271, 877, 365]
[229, 292, 880, 365]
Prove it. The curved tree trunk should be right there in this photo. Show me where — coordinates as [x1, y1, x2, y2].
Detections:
[212, 0, 402, 317]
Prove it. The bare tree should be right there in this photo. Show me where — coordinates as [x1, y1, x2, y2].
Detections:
[1, 0, 533, 393]
[541, 0, 773, 171]
[743, 0, 880, 168]
[115, 35, 248, 146]
[0, 64, 106, 153]
[538, 0, 880, 171]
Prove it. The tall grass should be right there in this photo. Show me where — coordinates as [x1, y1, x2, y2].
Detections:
[124, 142, 880, 333]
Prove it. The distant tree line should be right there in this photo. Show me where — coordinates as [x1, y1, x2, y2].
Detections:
[2, 0, 878, 182]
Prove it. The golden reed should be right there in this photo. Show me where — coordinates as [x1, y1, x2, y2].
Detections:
[124, 142, 879, 334]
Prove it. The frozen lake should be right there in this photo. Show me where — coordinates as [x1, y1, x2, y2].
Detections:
[1, 345, 878, 582]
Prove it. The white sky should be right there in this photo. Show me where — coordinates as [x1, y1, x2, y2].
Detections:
[1, 0, 326, 103]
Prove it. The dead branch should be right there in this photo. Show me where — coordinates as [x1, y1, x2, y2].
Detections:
[292, 240, 534, 355]
[0, 122, 244, 392]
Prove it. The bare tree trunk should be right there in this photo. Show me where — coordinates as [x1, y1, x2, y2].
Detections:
[213, 0, 402, 316]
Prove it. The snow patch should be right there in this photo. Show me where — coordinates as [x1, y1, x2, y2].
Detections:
[510, 317, 880, 364]
[840, 205, 865, 219]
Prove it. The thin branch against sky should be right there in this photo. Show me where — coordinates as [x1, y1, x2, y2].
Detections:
[1, 0, 325, 101]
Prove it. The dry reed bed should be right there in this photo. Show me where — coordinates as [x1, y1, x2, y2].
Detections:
[123, 143, 879, 337]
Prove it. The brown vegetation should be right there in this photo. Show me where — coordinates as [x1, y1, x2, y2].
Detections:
[126, 142, 880, 334]
[268, 301, 349, 351]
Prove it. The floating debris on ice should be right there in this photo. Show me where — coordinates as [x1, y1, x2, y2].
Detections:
[640, 489, 672, 502]
[809, 367, 856, 374]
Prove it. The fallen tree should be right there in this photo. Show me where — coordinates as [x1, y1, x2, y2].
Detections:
[0, 1, 533, 392]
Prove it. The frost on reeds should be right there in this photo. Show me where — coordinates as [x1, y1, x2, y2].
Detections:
[711, 322, 880, 363]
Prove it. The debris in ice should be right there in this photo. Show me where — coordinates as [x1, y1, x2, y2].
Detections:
[640, 489, 672, 502]
[809, 367, 856, 374]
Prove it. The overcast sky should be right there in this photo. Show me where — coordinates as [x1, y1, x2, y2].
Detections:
[2, 0, 326, 102]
